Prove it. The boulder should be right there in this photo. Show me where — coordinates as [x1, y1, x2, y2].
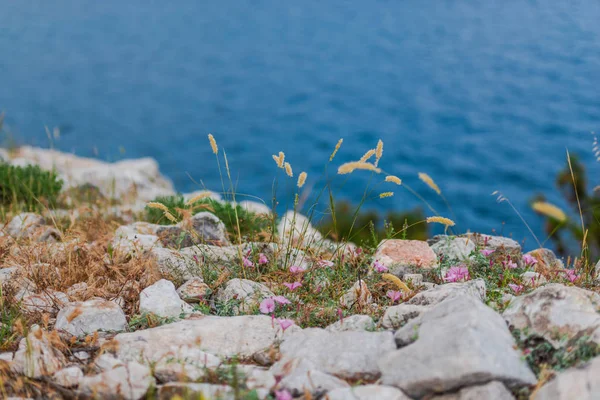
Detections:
[215, 279, 274, 315]
[379, 296, 536, 397]
[139, 279, 193, 318]
[177, 277, 211, 303]
[148, 247, 202, 281]
[429, 235, 476, 262]
[11, 326, 67, 378]
[55, 298, 128, 337]
[503, 284, 600, 348]
[79, 361, 155, 400]
[271, 357, 349, 397]
[533, 356, 600, 400]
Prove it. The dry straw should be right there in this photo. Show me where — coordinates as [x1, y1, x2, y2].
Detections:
[147, 202, 169, 213]
[385, 175, 402, 185]
[426, 216, 455, 227]
[208, 134, 218, 155]
[330, 138, 343, 161]
[532, 201, 567, 222]
[379, 192, 394, 198]
[418, 172, 441, 195]
[338, 161, 381, 175]
[382, 273, 411, 293]
[297, 172, 307, 188]
[185, 192, 211, 206]
[284, 162, 293, 177]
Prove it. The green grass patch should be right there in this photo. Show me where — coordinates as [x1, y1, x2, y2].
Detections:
[0, 163, 62, 213]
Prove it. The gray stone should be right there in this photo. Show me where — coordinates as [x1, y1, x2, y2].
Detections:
[326, 315, 376, 332]
[526, 248, 564, 271]
[278, 328, 395, 380]
[461, 233, 523, 267]
[148, 247, 202, 281]
[215, 278, 274, 315]
[52, 366, 84, 388]
[379, 296, 536, 397]
[0, 352, 14, 362]
[430, 236, 476, 261]
[533, 356, 600, 400]
[139, 279, 193, 318]
[177, 277, 211, 303]
[404, 273, 424, 287]
[503, 284, 600, 348]
[157, 383, 234, 400]
[79, 361, 155, 400]
[339, 280, 372, 309]
[271, 357, 349, 397]
[326, 385, 412, 400]
[55, 298, 128, 337]
[382, 304, 429, 329]
[11, 325, 67, 378]
[112, 315, 296, 361]
[183, 211, 230, 246]
[278, 211, 323, 249]
[521, 271, 547, 287]
[153, 348, 221, 383]
[431, 381, 515, 400]
[20, 290, 69, 314]
[112, 223, 161, 255]
[5, 213, 45, 238]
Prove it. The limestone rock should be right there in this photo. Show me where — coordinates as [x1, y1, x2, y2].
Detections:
[177, 277, 211, 303]
[55, 298, 128, 337]
[379, 296, 536, 397]
[79, 361, 155, 400]
[5, 213, 45, 239]
[139, 279, 193, 318]
[271, 357, 349, 397]
[112, 223, 161, 255]
[526, 248, 564, 272]
[185, 212, 230, 246]
[533, 356, 600, 400]
[11, 326, 67, 378]
[20, 290, 69, 314]
[431, 381, 515, 400]
[339, 280, 372, 309]
[373, 240, 438, 276]
[157, 383, 234, 400]
[503, 284, 600, 348]
[53, 366, 84, 388]
[278, 328, 395, 380]
[148, 247, 202, 281]
[461, 233, 522, 267]
[326, 315, 376, 332]
[277, 211, 323, 249]
[326, 385, 412, 400]
[215, 279, 274, 315]
[153, 348, 221, 383]
[429, 235, 476, 262]
[112, 315, 293, 361]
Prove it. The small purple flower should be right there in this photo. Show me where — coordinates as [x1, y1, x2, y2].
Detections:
[275, 390, 293, 400]
[289, 265, 305, 274]
[259, 298, 275, 314]
[508, 283, 524, 294]
[444, 266, 470, 282]
[480, 249, 495, 257]
[243, 256, 254, 268]
[317, 260, 334, 268]
[564, 269, 579, 283]
[373, 260, 388, 273]
[258, 253, 269, 265]
[523, 254, 538, 266]
[277, 318, 295, 331]
[283, 282, 302, 291]
[272, 295, 291, 305]
[387, 290, 402, 303]
[505, 260, 518, 269]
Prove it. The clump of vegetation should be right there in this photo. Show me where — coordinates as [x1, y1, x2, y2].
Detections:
[0, 163, 63, 212]
[145, 195, 272, 241]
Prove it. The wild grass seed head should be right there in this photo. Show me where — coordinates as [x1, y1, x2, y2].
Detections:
[418, 172, 441, 195]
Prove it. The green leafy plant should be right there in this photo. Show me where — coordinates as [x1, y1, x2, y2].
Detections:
[0, 163, 63, 212]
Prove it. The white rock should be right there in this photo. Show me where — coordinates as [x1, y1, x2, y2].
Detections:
[79, 361, 155, 400]
[326, 385, 412, 400]
[533, 356, 600, 400]
[278, 328, 396, 380]
[55, 298, 128, 337]
[215, 278, 275, 315]
[183, 190, 223, 203]
[238, 200, 272, 215]
[272, 357, 349, 397]
[5, 213, 45, 238]
[431, 381, 515, 400]
[0, 352, 13, 362]
[112, 224, 161, 255]
[53, 366, 84, 388]
[430, 235, 476, 261]
[380, 295, 536, 397]
[339, 280, 372, 309]
[177, 277, 210, 303]
[503, 284, 600, 348]
[20, 290, 69, 314]
[112, 315, 295, 362]
[148, 247, 202, 281]
[139, 279, 193, 318]
[326, 314, 376, 332]
[404, 273, 424, 287]
[521, 271, 547, 287]
[153, 348, 221, 383]
[91, 353, 124, 373]
[11, 325, 67, 378]
[242, 366, 276, 391]
[277, 211, 323, 249]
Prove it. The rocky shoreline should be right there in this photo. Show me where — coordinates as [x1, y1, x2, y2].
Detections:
[0, 147, 598, 400]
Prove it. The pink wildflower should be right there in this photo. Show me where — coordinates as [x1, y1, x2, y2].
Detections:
[564, 269, 579, 283]
[289, 265, 306, 274]
[373, 260, 388, 273]
[272, 295, 291, 305]
[243, 256, 254, 268]
[277, 318, 295, 331]
[317, 260, 334, 268]
[508, 283, 524, 294]
[523, 254, 538, 266]
[480, 249, 495, 257]
[258, 253, 269, 265]
[259, 298, 275, 314]
[387, 290, 402, 302]
[283, 282, 302, 291]
[505, 260, 518, 269]
[444, 266, 470, 282]
[275, 390, 293, 400]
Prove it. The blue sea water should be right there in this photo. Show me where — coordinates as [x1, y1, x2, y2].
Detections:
[1, 1, 600, 249]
